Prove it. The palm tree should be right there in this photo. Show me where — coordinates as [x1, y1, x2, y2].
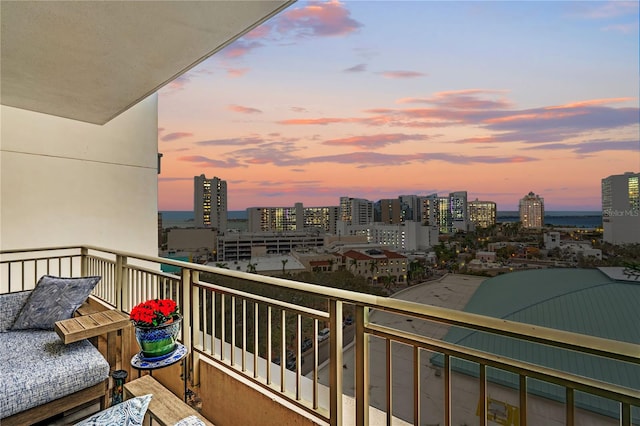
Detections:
[327, 258, 335, 272]
[281, 259, 288, 275]
[368, 260, 378, 283]
[246, 263, 257, 273]
[349, 258, 358, 272]
[383, 273, 394, 291]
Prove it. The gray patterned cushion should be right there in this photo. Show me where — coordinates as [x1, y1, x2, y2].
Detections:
[11, 275, 101, 330]
[0, 291, 31, 332]
[0, 330, 110, 418]
[74, 394, 152, 425]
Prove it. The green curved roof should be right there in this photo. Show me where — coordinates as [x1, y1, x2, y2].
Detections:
[432, 268, 640, 421]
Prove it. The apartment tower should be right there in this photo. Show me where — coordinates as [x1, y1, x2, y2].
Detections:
[519, 191, 544, 229]
[602, 172, 640, 244]
[339, 197, 374, 226]
[468, 199, 497, 228]
[194, 174, 227, 231]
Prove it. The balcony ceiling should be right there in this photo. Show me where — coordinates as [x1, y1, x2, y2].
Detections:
[0, 1, 294, 125]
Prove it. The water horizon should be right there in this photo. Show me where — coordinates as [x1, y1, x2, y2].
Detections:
[160, 210, 603, 228]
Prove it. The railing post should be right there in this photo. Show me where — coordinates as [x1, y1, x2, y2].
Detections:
[181, 267, 192, 352]
[80, 247, 88, 277]
[190, 269, 201, 388]
[180, 267, 193, 400]
[355, 305, 369, 426]
[115, 254, 127, 311]
[329, 299, 343, 426]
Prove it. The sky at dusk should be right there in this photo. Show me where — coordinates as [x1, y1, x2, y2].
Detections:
[157, 0, 639, 212]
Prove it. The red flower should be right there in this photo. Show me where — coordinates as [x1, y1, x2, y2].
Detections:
[130, 299, 179, 326]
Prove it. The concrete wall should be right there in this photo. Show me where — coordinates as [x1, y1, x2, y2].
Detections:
[0, 96, 158, 256]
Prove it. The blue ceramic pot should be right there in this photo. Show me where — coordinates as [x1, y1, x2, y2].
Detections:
[134, 314, 182, 360]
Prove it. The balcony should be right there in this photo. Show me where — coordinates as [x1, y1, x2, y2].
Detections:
[1, 246, 638, 425]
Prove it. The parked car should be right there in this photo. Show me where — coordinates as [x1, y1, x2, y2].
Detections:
[285, 350, 296, 370]
[301, 337, 312, 352]
[343, 317, 353, 327]
[317, 328, 330, 342]
[285, 357, 296, 371]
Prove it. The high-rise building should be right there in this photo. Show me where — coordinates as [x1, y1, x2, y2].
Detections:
[339, 197, 374, 226]
[247, 205, 301, 232]
[399, 195, 422, 222]
[303, 206, 339, 234]
[468, 199, 497, 228]
[378, 199, 402, 224]
[449, 191, 470, 232]
[420, 194, 440, 227]
[194, 174, 227, 231]
[438, 196, 451, 233]
[602, 172, 640, 244]
[246, 203, 339, 234]
[519, 191, 544, 229]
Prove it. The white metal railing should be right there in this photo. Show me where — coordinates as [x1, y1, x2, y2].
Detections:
[1, 246, 638, 426]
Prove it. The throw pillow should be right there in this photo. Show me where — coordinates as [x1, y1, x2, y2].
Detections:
[11, 275, 101, 330]
[75, 394, 152, 426]
[174, 415, 207, 426]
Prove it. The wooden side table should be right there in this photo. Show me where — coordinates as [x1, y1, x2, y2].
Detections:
[55, 309, 132, 372]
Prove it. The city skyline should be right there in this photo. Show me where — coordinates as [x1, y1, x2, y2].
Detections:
[157, 0, 639, 212]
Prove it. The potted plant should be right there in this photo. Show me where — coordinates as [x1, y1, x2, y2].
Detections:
[130, 299, 182, 360]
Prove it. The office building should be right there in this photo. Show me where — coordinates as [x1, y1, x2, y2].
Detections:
[519, 191, 544, 229]
[468, 199, 497, 228]
[194, 174, 227, 231]
[602, 172, 640, 244]
[450, 191, 471, 232]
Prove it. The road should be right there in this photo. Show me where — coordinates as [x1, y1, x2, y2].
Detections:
[300, 323, 355, 376]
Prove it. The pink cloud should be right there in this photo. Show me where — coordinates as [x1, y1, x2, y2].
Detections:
[226, 68, 250, 78]
[322, 133, 429, 149]
[165, 74, 191, 91]
[278, 117, 352, 125]
[276, 0, 362, 38]
[196, 136, 266, 146]
[545, 97, 635, 109]
[379, 70, 427, 79]
[276, 91, 638, 149]
[161, 132, 194, 142]
[228, 105, 263, 114]
[399, 89, 511, 110]
[178, 155, 246, 168]
[222, 40, 264, 59]
[244, 25, 272, 40]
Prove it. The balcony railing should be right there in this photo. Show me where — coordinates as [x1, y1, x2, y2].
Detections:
[1, 246, 638, 426]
